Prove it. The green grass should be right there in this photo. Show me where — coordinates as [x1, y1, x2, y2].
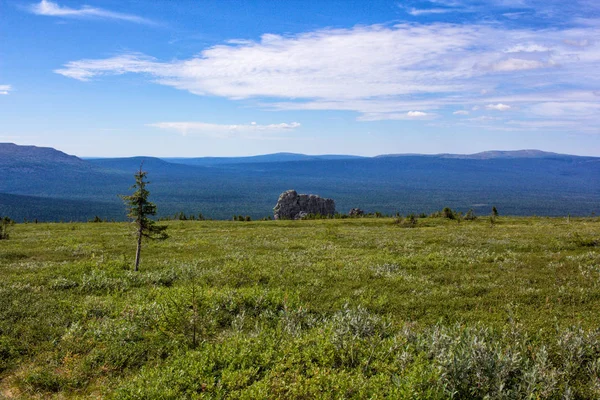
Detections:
[1, 217, 600, 398]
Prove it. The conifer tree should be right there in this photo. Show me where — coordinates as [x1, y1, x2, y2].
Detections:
[121, 164, 168, 271]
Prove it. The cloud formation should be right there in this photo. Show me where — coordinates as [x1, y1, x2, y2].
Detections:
[407, 7, 456, 16]
[55, 20, 600, 131]
[148, 121, 301, 138]
[0, 85, 11, 95]
[358, 110, 436, 121]
[407, 111, 429, 117]
[486, 103, 512, 111]
[29, 0, 153, 24]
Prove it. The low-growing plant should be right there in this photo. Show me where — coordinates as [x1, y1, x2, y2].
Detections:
[50, 277, 79, 290]
[572, 232, 599, 247]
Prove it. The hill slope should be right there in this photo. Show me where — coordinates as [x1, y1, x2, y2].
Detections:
[0, 142, 88, 170]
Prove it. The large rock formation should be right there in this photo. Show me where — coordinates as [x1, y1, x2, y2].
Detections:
[273, 190, 336, 220]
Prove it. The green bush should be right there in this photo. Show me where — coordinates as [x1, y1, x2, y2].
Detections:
[0, 216, 14, 239]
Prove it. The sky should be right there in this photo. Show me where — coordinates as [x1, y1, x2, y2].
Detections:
[1, 0, 599, 157]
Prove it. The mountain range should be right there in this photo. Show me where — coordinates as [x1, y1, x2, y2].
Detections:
[1, 143, 599, 221]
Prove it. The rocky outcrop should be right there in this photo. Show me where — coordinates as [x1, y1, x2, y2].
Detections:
[273, 190, 335, 220]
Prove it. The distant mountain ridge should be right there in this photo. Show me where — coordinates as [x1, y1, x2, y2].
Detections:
[170, 149, 596, 166]
[1, 143, 599, 221]
[3, 143, 594, 164]
[376, 149, 594, 160]
[162, 152, 365, 166]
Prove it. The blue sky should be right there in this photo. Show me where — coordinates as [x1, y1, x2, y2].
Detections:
[1, 0, 599, 157]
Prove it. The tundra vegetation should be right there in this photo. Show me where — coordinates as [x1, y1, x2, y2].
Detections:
[1, 216, 600, 398]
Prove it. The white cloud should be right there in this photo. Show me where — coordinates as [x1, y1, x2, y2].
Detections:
[0, 85, 11, 95]
[505, 44, 551, 53]
[485, 58, 555, 72]
[55, 21, 600, 124]
[56, 24, 479, 104]
[468, 116, 502, 122]
[148, 121, 301, 138]
[528, 101, 600, 117]
[563, 39, 590, 47]
[502, 11, 530, 19]
[29, 0, 154, 24]
[407, 7, 455, 16]
[486, 103, 512, 111]
[358, 111, 436, 121]
[453, 110, 469, 115]
[507, 120, 578, 129]
[55, 54, 158, 81]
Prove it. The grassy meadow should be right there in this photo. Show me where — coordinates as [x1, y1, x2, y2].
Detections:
[1, 216, 600, 398]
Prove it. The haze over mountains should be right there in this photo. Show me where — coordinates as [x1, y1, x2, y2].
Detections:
[1, 143, 599, 222]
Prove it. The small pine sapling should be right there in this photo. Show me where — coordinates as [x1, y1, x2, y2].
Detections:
[490, 206, 499, 227]
[120, 164, 168, 271]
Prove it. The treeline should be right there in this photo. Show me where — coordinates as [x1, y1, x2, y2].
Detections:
[158, 212, 207, 221]
[296, 206, 497, 221]
[1, 206, 499, 227]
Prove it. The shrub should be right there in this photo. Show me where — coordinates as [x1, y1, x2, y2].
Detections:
[403, 214, 418, 228]
[0, 216, 14, 240]
[572, 232, 599, 247]
[464, 209, 477, 221]
[50, 277, 79, 290]
[442, 207, 455, 220]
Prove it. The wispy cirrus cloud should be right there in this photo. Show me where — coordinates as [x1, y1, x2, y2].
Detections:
[28, 0, 154, 24]
[483, 58, 555, 72]
[55, 20, 600, 132]
[358, 110, 436, 121]
[148, 121, 301, 139]
[406, 7, 457, 16]
[0, 85, 11, 95]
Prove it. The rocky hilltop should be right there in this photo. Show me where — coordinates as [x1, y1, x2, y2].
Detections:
[273, 190, 335, 220]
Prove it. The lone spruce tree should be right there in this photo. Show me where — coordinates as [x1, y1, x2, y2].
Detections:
[121, 164, 168, 271]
